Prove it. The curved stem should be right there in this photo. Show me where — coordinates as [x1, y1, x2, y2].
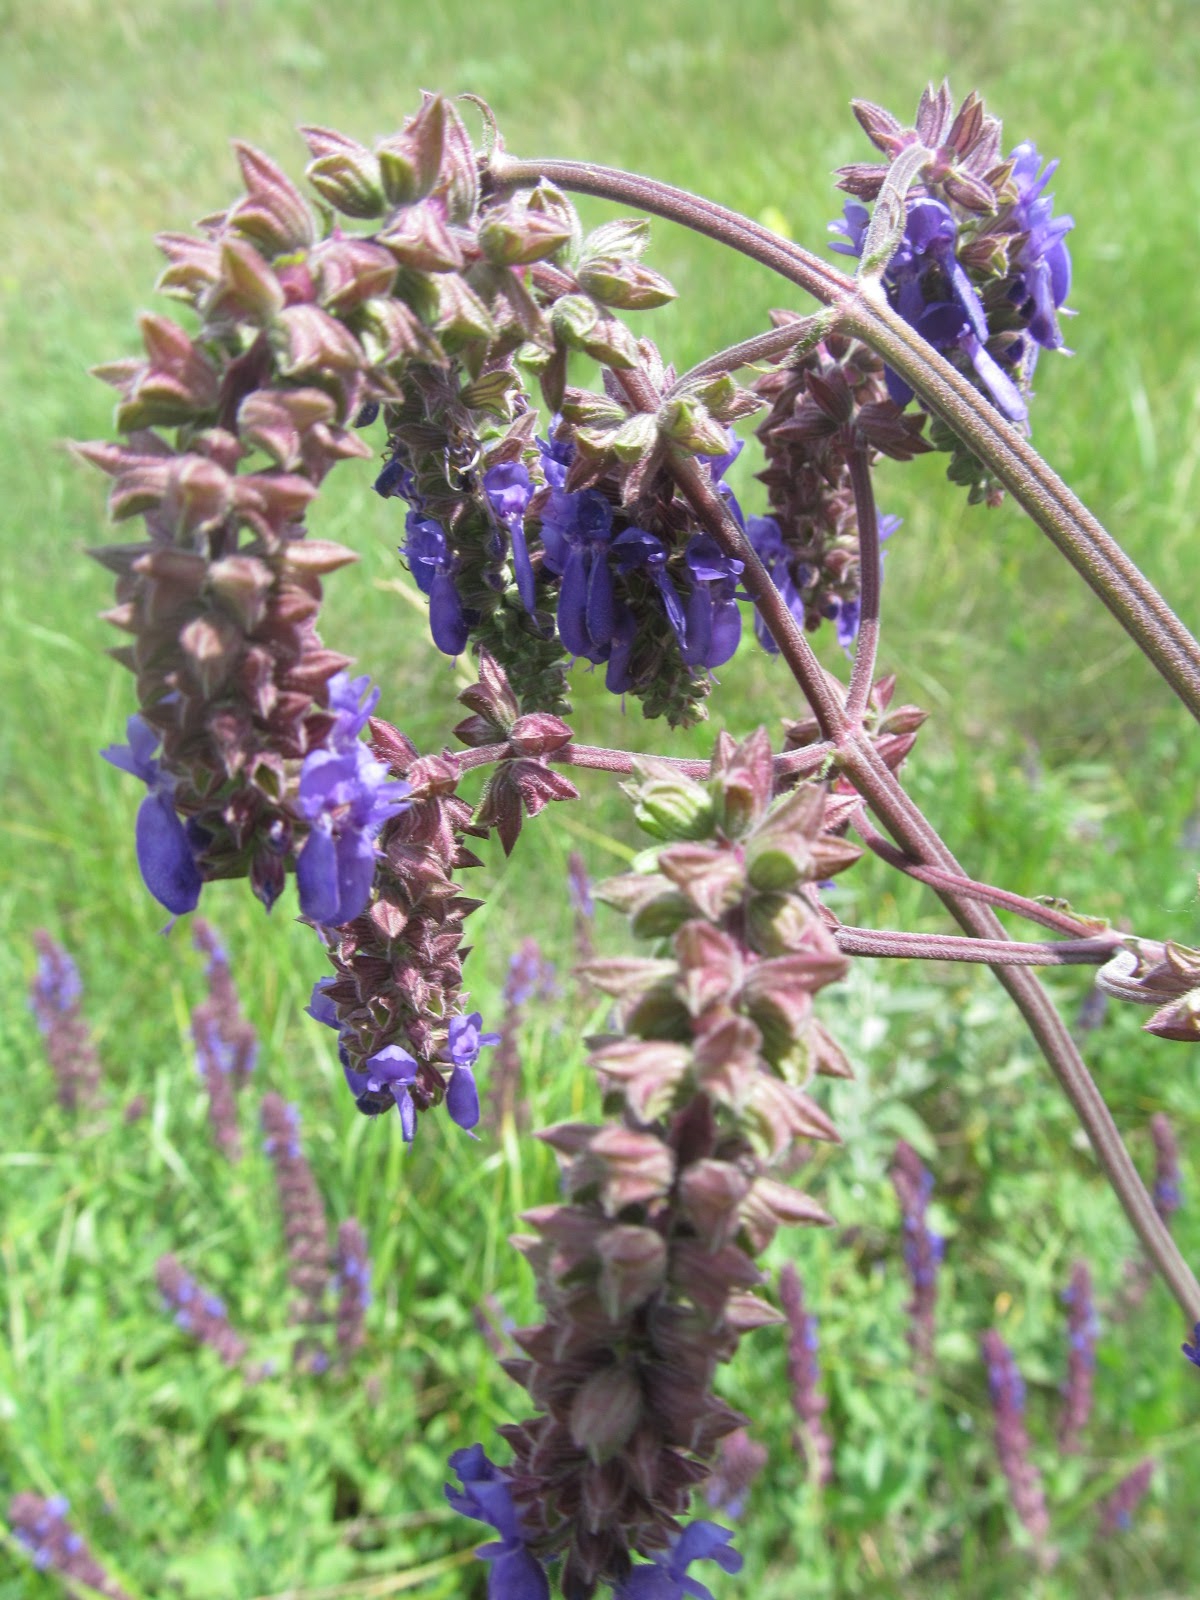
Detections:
[835, 924, 1120, 966]
[838, 289, 1200, 724]
[845, 446, 880, 725]
[668, 310, 838, 397]
[454, 738, 834, 781]
[493, 151, 1200, 723]
[851, 810, 1105, 938]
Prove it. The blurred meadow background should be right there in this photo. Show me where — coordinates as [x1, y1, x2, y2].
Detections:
[3, 0, 1200, 1594]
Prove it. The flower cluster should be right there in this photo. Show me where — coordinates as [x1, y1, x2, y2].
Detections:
[779, 1261, 833, 1486]
[1150, 1111, 1182, 1223]
[750, 327, 917, 649]
[156, 1253, 249, 1369]
[831, 84, 1074, 461]
[704, 1428, 767, 1521]
[382, 391, 752, 728]
[1057, 1260, 1098, 1454]
[470, 730, 852, 1597]
[8, 1493, 131, 1600]
[981, 1330, 1050, 1550]
[29, 931, 103, 1113]
[304, 662, 543, 1137]
[568, 851, 596, 968]
[333, 1217, 371, 1364]
[890, 1139, 944, 1370]
[84, 97, 561, 914]
[1098, 1459, 1155, 1536]
[491, 937, 559, 1132]
[261, 1092, 331, 1366]
[191, 918, 258, 1158]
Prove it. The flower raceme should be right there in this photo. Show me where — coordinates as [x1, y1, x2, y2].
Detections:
[447, 731, 854, 1598]
[831, 85, 1074, 427]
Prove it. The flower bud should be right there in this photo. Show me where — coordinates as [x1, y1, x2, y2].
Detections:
[569, 1364, 643, 1462]
[626, 760, 717, 841]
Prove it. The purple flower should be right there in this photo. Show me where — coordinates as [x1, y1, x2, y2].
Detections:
[101, 713, 203, 915]
[1183, 1322, 1200, 1367]
[542, 489, 618, 663]
[746, 516, 807, 653]
[614, 1521, 742, 1600]
[344, 1043, 420, 1138]
[830, 197, 1027, 422]
[445, 1011, 501, 1131]
[1098, 1458, 1154, 1536]
[445, 1445, 550, 1600]
[484, 461, 537, 612]
[680, 535, 743, 669]
[1006, 141, 1074, 357]
[295, 674, 410, 927]
[613, 527, 687, 651]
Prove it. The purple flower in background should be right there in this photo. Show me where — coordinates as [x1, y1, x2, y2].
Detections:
[445, 1011, 501, 1132]
[890, 1140, 944, 1369]
[261, 1093, 331, 1365]
[1182, 1322, 1200, 1368]
[1098, 1458, 1155, 1536]
[295, 673, 410, 927]
[156, 1253, 248, 1370]
[334, 1218, 371, 1362]
[705, 1427, 767, 1521]
[29, 931, 103, 1113]
[445, 1445, 550, 1600]
[1150, 1112, 1182, 1222]
[1058, 1260, 1098, 1453]
[780, 1262, 833, 1485]
[484, 460, 537, 611]
[614, 1520, 742, 1600]
[981, 1329, 1050, 1547]
[9, 1493, 132, 1599]
[101, 713, 203, 915]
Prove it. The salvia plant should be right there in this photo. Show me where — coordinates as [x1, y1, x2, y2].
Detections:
[79, 79, 1200, 1596]
[190, 916, 258, 1158]
[8, 1494, 130, 1600]
[29, 932, 104, 1114]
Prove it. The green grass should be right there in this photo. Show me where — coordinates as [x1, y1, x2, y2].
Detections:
[3, 0, 1200, 1594]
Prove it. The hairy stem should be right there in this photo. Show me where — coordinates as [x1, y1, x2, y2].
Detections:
[845, 446, 881, 725]
[493, 151, 1200, 723]
[667, 310, 838, 397]
[454, 739, 834, 780]
[835, 925, 1120, 966]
